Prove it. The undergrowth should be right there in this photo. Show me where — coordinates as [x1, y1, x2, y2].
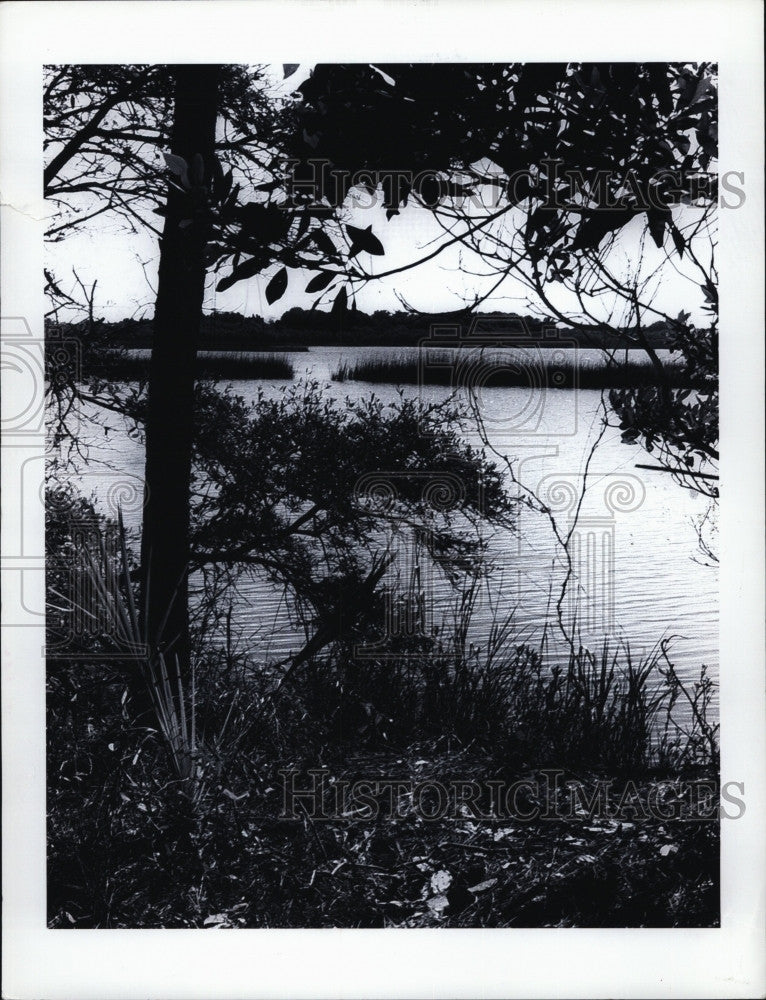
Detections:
[46, 484, 720, 928]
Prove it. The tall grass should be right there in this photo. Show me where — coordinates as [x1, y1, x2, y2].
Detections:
[287, 576, 718, 774]
[51, 513, 208, 800]
[331, 350, 705, 390]
[86, 350, 294, 381]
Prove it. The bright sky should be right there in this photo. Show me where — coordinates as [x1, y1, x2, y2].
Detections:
[46, 199, 713, 328]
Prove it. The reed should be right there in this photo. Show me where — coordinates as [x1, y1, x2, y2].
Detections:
[85, 350, 294, 381]
[331, 350, 708, 390]
[289, 574, 718, 774]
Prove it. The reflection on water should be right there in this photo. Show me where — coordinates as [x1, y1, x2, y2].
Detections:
[67, 346, 718, 704]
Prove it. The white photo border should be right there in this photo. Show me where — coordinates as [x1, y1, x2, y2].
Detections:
[1, 1, 764, 997]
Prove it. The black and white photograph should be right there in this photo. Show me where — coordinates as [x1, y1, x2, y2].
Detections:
[1, 2, 764, 997]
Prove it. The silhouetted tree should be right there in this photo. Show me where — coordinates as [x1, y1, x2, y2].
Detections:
[281, 63, 719, 494]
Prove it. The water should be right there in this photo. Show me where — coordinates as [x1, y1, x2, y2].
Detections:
[66, 345, 718, 701]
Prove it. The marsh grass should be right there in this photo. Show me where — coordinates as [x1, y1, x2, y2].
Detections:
[292, 628, 717, 775]
[331, 350, 706, 390]
[87, 349, 295, 381]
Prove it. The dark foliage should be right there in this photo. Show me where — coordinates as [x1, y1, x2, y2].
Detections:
[47, 484, 719, 929]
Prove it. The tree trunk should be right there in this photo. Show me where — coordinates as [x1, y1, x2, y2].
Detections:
[140, 65, 220, 685]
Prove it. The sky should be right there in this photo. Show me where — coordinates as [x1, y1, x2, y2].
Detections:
[46, 197, 713, 328]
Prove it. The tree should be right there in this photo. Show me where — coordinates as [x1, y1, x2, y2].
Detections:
[45, 63, 505, 717]
[43, 64, 290, 460]
[44, 64, 281, 243]
[188, 382, 513, 673]
[281, 62, 719, 494]
[46, 61, 720, 725]
[44, 63, 351, 695]
[138, 65, 220, 687]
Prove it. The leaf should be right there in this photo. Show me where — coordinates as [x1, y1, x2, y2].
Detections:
[346, 223, 385, 257]
[430, 870, 452, 894]
[216, 255, 268, 292]
[295, 209, 311, 242]
[305, 271, 336, 293]
[217, 168, 233, 203]
[671, 226, 685, 257]
[222, 788, 249, 802]
[647, 210, 668, 249]
[224, 182, 241, 213]
[467, 878, 497, 894]
[210, 154, 224, 193]
[265, 266, 288, 305]
[283, 64, 300, 79]
[163, 152, 189, 188]
[426, 894, 449, 913]
[659, 843, 679, 857]
[571, 208, 635, 250]
[312, 228, 337, 257]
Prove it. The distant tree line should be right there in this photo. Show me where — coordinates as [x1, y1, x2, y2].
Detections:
[48, 308, 678, 351]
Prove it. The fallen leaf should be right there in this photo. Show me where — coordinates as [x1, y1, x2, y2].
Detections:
[430, 870, 452, 893]
[468, 878, 498, 894]
[427, 894, 449, 912]
[493, 827, 516, 842]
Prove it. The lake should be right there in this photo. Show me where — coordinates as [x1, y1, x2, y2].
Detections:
[67, 345, 718, 702]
